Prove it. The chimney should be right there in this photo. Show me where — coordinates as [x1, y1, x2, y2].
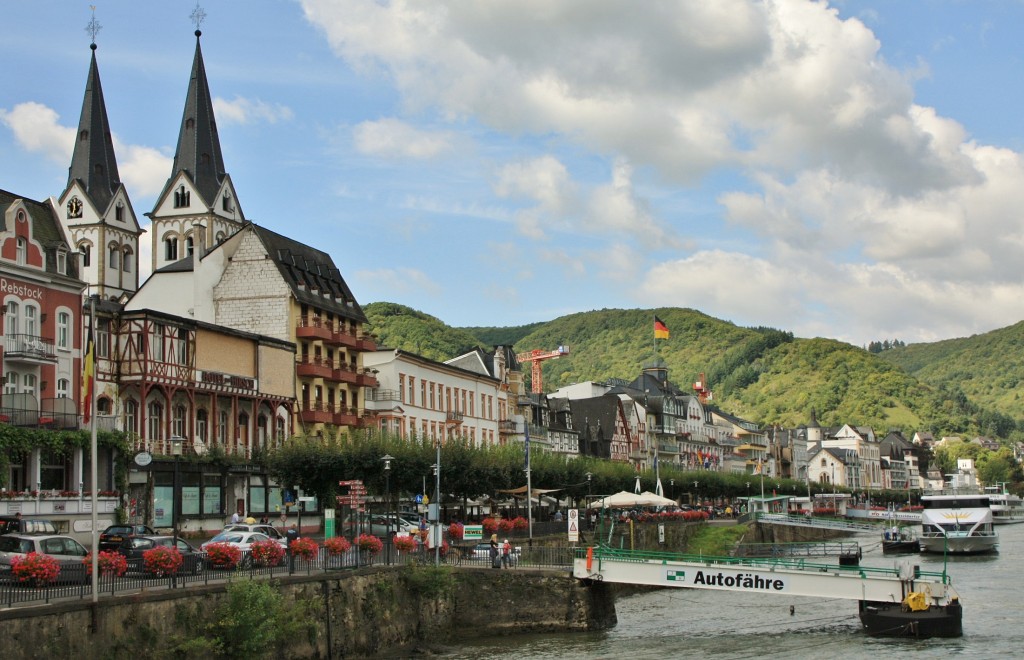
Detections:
[192, 221, 207, 258]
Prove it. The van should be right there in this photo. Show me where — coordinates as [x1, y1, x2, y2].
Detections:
[0, 515, 59, 535]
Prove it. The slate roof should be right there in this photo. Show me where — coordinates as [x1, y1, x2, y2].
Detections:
[0, 189, 80, 281]
[67, 46, 121, 213]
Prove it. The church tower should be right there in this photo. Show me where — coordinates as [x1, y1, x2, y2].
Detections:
[148, 26, 245, 273]
[55, 35, 142, 302]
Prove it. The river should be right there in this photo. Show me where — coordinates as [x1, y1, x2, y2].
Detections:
[435, 522, 1024, 659]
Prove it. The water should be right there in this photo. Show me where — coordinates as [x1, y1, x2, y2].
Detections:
[437, 523, 1024, 659]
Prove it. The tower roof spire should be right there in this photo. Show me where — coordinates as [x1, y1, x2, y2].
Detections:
[67, 10, 121, 212]
[171, 16, 227, 207]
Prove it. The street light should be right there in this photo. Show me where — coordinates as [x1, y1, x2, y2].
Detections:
[693, 480, 699, 507]
[170, 436, 184, 550]
[670, 478, 674, 502]
[382, 454, 394, 565]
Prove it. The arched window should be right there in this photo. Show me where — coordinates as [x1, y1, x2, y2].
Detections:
[164, 236, 178, 261]
[79, 243, 91, 267]
[4, 371, 17, 395]
[22, 374, 36, 397]
[23, 305, 37, 337]
[172, 404, 186, 437]
[173, 185, 191, 208]
[97, 397, 112, 415]
[123, 399, 139, 434]
[122, 246, 133, 272]
[115, 202, 124, 222]
[147, 401, 164, 441]
[108, 244, 119, 270]
[185, 235, 194, 257]
[216, 231, 226, 244]
[57, 378, 70, 398]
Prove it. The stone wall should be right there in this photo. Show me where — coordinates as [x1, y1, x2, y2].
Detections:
[0, 566, 616, 659]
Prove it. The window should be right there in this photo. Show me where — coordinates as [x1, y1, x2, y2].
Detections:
[408, 377, 415, 404]
[173, 405, 186, 437]
[56, 378, 70, 399]
[173, 185, 190, 208]
[79, 244, 91, 267]
[23, 306, 36, 337]
[57, 250, 67, 275]
[22, 374, 36, 397]
[176, 328, 188, 364]
[147, 401, 164, 441]
[97, 397, 112, 415]
[5, 301, 18, 335]
[152, 323, 165, 361]
[122, 399, 138, 434]
[16, 238, 26, 265]
[4, 371, 17, 395]
[218, 410, 228, 443]
[276, 416, 285, 440]
[96, 319, 109, 359]
[399, 375, 405, 403]
[185, 235, 194, 257]
[196, 410, 208, 442]
[222, 192, 233, 212]
[122, 247, 132, 272]
[164, 237, 178, 261]
[115, 202, 124, 222]
[108, 244, 119, 270]
[57, 312, 70, 349]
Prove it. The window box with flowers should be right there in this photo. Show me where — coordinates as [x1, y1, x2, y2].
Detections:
[204, 542, 242, 569]
[83, 550, 128, 577]
[251, 540, 285, 567]
[143, 546, 183, 576]
[290, 537, 319, 561]
[498, 518, 514, 533]
[10, 552, 60, 587]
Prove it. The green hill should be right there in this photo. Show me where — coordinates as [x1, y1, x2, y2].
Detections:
[364, 302, 1022, 439]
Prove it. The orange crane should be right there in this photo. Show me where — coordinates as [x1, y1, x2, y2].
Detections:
[516, 346, 569, 393]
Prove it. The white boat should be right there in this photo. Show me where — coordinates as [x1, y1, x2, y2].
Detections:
[918, 493, 998, 555]
[984, 487, 1024, 525]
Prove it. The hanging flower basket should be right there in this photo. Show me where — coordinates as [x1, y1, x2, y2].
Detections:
[324, 536, 351, 555]
[393, 535, 417, 553]
[481, 518, 499, 535]
[143, 546, 183, 576]
[11, 552, 60, 586]
[511, 516, 528, 530]
[290, 537, 319, 561]
[251, 540, 285, 567]
[447, 522, 464, 540]
[204, 542, 242, 569]
[83, 550, 128, 577]
[354, 533, 383, 556]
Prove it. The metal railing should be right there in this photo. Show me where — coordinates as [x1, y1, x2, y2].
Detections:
[4, 334, 57, 360]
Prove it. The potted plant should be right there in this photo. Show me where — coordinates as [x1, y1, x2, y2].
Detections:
[251, 540, 285, 567]
[498, 518, 514, 533]
[143, 546, 183, 576]
[290, 537, 319, 561]
[83, 550, 128, 577]
[10, 552, 60, 587]
[204, 542, 242, 569]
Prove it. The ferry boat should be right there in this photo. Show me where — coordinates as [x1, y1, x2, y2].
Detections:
[918, 493, 998, 555]
[985, 487, 1024, 525]
[881, 526, 920, 554]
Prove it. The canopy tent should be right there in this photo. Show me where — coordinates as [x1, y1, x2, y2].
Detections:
[588, 490, 647, 509]
[638, 491, 677, 507]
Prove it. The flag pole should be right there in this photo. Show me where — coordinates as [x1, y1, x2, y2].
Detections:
[524, 423, 532, 542]
[87, 295, 98, 604]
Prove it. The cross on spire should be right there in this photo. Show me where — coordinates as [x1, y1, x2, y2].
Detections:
[85, 5, 101, 45]
[190, 2, 207, 33]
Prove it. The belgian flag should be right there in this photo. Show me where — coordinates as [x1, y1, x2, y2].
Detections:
[82, 325, 95, 424]
[654, 316, 670, 339]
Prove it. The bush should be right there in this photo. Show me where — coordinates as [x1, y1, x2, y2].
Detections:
[290, 537, 319, 561]
[205, 542, 242, 569]
[83, 550, 128, 577]
[143, 546, 183, 576]
[324, 536, 351, 555]
[11, 552, 60, 585]
[251, 540, 285, 567]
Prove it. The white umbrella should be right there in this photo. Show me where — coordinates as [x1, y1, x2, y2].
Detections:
[588, 490, 647, 509]
[638, 491, 677, 507]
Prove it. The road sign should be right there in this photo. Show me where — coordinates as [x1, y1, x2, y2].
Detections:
[463, 524, 483, 540]
[415, 494, 423, 504]
[567, 509, 579, 543]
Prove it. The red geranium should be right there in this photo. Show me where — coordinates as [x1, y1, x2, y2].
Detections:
[205, 542, 242, 569]
[355, 533, 383, 556]
[83, 550, 128, 577]
[143, 546, 183, 576]
[290, 537, 319, 561]
[324, 536, 351, 555]
[251, 540, 285, 567]
[481, 518, 498, 535]
[11, 552, 60, 585]
[393, 535, 417, 552]
[447, 522, 464, 540]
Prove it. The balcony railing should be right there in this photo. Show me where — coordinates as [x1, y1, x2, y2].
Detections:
[498, 419, 517, 434]
[365, 389, 400, 402]
[4, 334, 57, 361]
[0, 403, 117, 431]
[446, 410, 464, 424]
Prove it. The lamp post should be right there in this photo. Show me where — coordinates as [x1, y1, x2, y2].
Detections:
[171, 436, 183, 548]
[382, 454, 394, 565]
[670, 478, 674, 502]
[693, 480, 699, 507]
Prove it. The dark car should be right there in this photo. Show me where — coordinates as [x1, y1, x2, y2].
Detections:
[117, 536, 205, 574]
[0, 515, 59, 536]
[99, 524, 156, 551]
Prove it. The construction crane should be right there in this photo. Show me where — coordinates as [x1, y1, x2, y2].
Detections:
[516, 346, 569, 393]
[693, 372, 713, 404]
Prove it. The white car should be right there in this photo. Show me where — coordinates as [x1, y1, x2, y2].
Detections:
[200, 531, 272, 552]
[223, 524, 288, 548]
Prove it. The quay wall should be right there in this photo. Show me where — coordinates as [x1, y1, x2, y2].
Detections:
[0, 567, 616, 659]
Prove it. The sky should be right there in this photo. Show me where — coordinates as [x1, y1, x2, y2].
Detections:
[2, 1, 1024, 348]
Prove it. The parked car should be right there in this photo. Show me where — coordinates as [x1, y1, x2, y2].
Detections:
[200, 531, 272, 554]
[99, 524, 156, 551]
[341, 514, 420, 537]
[0, 515, 58, 536]
[0, 533, 89, 583]
[116, 536, 205, 574]
[471, 541, 522, 565]
[223, 524, 287, 547]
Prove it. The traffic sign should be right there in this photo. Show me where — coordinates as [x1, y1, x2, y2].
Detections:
[568, 509, 579, 543]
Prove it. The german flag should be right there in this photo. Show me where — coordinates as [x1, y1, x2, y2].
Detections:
[654, 316, 669, 339]
[82, 325, 95, 424]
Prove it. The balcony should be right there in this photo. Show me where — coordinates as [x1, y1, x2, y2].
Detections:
[4, 334, 57, 363]
[356, 334, 377, 351]
[333, 362, 359, 384]
[365, 389, 400, 402]
[498, 419, 517, 434]
[446, 410, 464, 425]
[334, 327, 358, 349]
[296, 356, 334, 379]
[299, 401, 333, 424]
[334, 406, 359, 427]
[296, 316, 333, 342]
[356, 369, 379, 388]
[658, 441, 679, 454]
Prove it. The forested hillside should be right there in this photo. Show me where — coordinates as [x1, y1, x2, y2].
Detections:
[364, 302, 1024, 439]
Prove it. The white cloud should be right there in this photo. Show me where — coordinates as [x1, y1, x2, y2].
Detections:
[353, 118, 453, 158]
[354, 267, 441, 297]
[1, 102, 74, 163]
[213, 96, 294, 125]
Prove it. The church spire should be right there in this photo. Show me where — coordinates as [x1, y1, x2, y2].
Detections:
[67, 39, 121, 213]
[171, 26, 227, 207]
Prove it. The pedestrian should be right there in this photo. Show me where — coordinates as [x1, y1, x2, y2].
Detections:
[489, 534, 500, 569]
[553, 510, 563, 522]
[259, 514, 269, 524]
[244, 513, 257, 524]
[230, 510, 240, 525]
[501, 539, 512, 568]
[286, 523, 300, 547]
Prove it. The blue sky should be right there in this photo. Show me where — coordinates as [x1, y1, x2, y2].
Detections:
[3, 1, 1024, 347]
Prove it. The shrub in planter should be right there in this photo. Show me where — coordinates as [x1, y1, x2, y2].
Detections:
[447, 521, 464, 540]
[290, 537, 319, 561]
[393, 535, 417, 552]
[354, 533, 383, 556]
[324, 536, 351, 555]
[83, 550, 128, 577]
[11, 552, 60, 586]
[205, 542, 242, 569]
[251, 540, 285, 567]
[143, 546, 183, 576]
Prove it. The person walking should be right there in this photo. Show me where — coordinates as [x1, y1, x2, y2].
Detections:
[230, 510, 240, 525]
[489, 534, 500, 569]
[501, 539, 512, 568]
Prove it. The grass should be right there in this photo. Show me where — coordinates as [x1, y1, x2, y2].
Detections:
[685, 524, 749, 557]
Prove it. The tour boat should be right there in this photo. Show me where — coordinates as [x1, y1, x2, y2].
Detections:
[918, 493, 998, 555]
[985, 488, 1024, 525]
[881, 526, 919, 554]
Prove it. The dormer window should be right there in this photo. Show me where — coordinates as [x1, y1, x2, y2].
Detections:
[115, 202, 124, 222]
[173, 185, 190, 208]
[15, 237, 26, 265]
[57, 249, 67, 275]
